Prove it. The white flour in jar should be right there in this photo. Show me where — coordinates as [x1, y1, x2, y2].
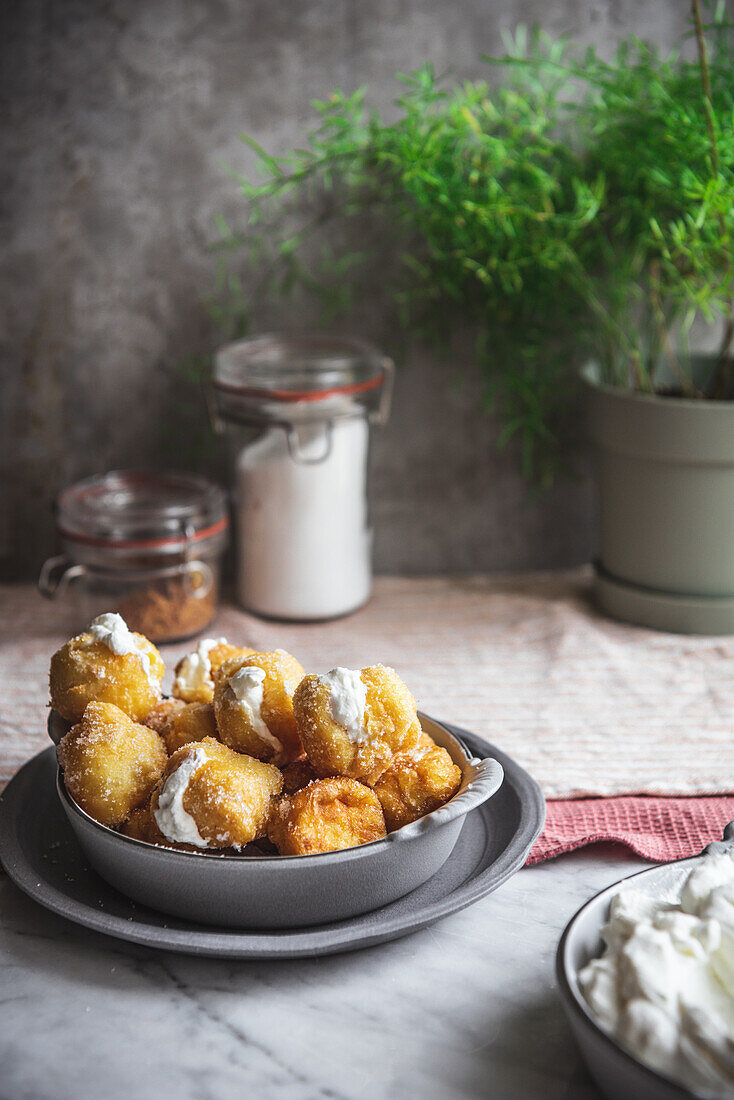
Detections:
[235, 417, 371, 619]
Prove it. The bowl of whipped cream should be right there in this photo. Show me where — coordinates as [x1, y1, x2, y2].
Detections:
[557, 825, 734, 1100]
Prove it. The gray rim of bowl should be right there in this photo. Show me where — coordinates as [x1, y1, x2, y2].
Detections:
[56, 713, 497, 865]
[3, 731, 545, 954]
[555, 860, 704, 1100]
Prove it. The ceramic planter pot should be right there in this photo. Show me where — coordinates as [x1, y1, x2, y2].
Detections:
[582, 360, 734, 634]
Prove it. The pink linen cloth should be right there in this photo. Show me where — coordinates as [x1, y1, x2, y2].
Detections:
[527, 795, 734, 865]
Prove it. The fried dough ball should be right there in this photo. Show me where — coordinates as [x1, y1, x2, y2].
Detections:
[213, 650, 305, 765]
[280, 756, 319, 796]
[414, 731, 438, 753]
[119, 801, 200, 852]
[57, 701, 168, 827]
[142, 698, 218, 753]
[293, 665, 421, 786]
[172, 638, 255, 704]
[162, 702, 219, 754]
[142, 698, 186, 736]
[49, 613, 164, 723]
[119, 803, 168, 845]
[373, 737, 462, 832]
[268, 777, 386, 856]
[151, 737, 283, 850]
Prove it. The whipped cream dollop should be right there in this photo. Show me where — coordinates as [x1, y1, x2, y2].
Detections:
[579, 850, 734, 1096]
[153, 747, 210, 847]
[88, 612, 159, 691]
[227, 665, 282, 753]
[172, 637, 226, 697]
[323, 667, 367, 743]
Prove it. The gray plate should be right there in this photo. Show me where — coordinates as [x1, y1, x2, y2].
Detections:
[0, 724, 544, 958]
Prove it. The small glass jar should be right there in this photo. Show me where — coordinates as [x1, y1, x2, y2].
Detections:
[39, 470, 229, 642]
[213, 334, 393, 621]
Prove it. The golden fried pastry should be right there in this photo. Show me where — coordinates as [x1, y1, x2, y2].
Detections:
[268, 777, 386, 855]
[171, 638, 255, 704]
[213, 650, 305, 765]
[142, 698, 186, 736]
[49, 612, 164, 723]
[151, 737, 283, 850]
[162, 702, 219, 754]
[57, 701, 168, 827]
[119, 803, 168, 845]
[373, 737, 462, 832]
[280, 756, 319, 796]
[119, 802, 199, 851]
[293, 665, 421, 786]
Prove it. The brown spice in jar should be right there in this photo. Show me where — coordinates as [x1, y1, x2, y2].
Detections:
[119, 572, 216, 643]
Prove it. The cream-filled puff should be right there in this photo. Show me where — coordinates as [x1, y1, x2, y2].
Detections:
[50, 612, 164, 723]
[172, 638, 255, 704]
[151, 737, 283, 850]
[213, 650, 305, 765]
[293, 665, 421, 785]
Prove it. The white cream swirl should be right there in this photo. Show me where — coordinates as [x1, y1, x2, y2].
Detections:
[579, 850, 734, 1096]
[322, 667, 367, 743]
[172, 637, 226, 697]
[88, 612, 159, 691]
[153, 747, 209, 848]
[228, 665, 282, 753]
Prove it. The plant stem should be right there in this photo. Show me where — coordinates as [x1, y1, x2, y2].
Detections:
[692, 0, 719, 175]
[649, 262, 700, 397]
[692, 0, 731, 395]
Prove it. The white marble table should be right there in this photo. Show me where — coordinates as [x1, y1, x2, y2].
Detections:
[0, 579, 665, 1098]
[0, 845, 644, 1100]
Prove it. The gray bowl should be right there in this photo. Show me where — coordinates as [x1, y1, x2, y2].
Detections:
[556, 822, 734, 1100]
[50, 711, 504, 929]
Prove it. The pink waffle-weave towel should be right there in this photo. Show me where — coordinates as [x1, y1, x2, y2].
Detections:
[527, 796, 734, 865]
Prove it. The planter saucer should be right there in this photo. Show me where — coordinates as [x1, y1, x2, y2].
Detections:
[594, 562, 734, 636]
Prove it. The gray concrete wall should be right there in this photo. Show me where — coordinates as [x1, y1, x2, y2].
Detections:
[1, 0, 692, 580]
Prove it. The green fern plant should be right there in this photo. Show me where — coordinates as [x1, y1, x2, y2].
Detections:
[212, 1, 734, 483]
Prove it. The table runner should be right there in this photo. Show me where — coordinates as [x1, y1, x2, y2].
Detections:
[528, 795, 734, 865]
[1, 570, 733, 799]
